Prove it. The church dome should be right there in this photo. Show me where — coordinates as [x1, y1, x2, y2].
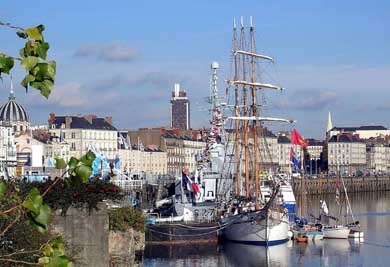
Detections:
[0, 77, 30, 134]
[0, 94, 29, 123]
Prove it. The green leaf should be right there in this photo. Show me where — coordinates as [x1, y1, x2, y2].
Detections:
[55, 158, 67, 169]
[44, 255, 70, 267]
[21, 56, 39, 71]
[74, 165, 92, 183]
[21, 74, 35, 89]
[37, 42, 50, 60]
[31, 204, 51, 233]
[0, 182, 6, 200]
[31, 61, 56, 81]
[42, 244, 54, 257]
[16, 31, 28, 39]
[25, 26, 43, 41]
[24, 40, 39, 56]
[0, 55, 15, 74]
[38, 256, 50, 265]
[30, 80, 54, 98]
[68, 157, 79, 170]
[22, 187, 42, 214]
[80, 151, 96, 167]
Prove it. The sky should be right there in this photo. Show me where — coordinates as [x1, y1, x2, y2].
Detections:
[1, 0, 390, 139]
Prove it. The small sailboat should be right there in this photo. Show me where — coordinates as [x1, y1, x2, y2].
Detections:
[219, 17, 294, 246]
[319, 200, 350, 239]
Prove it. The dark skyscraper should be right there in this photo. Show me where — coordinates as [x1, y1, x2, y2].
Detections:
[170, 83, 190, 130]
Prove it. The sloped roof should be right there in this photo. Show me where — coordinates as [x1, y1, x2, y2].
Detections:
[330, 125, 387, 132]
[277, 135, 291, 144]
[328, 134, 362, 143]
[51, 116, 117, 130]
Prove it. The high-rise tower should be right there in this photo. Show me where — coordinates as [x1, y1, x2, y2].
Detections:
[170, 83, 190, 130]
[327, 111, 333, 133]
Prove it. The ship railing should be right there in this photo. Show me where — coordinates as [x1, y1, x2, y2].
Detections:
[111, 179, 144, 191]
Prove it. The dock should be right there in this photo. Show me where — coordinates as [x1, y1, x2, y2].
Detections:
[293, 176, 390, 195]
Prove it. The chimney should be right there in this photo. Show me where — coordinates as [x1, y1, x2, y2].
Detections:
[104, 116, 113, 125]
[84, 114, 96, 124]
[48, 112, 55, 127]
[65, 116, 72, 128]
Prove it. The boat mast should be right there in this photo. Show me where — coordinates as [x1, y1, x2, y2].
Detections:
[240, 17, 250, 199]
[233, 18, 241, 197]
[249, 17, 260, 209]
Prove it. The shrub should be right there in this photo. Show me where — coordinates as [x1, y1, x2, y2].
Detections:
[108, 207, 146, 233]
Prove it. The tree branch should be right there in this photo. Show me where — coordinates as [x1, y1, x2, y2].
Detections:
[0, 21, 25, 31]
[0, 51, 22, 61]
[0, 205, 19, 215]
[0, 211, 21, 237]
[0, 258, 38, 266]
[0, 250, 41, 258]
[42, 170, 68, 198]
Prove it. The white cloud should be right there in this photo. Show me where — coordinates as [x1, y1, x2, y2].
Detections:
[74, 43, 138, 62]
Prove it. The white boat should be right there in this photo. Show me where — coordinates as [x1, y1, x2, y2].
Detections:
[291, 227, 324, 241]
[323, 225, 350, 239]
[348, 229, 364, 238]
[261, 175, 296, 219]
[220, 17, 294, 246]
[222, 207, 290, 245]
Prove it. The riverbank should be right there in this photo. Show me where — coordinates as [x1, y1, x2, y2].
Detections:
[292, 176, 390, 195]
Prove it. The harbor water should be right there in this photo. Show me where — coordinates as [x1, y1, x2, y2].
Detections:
[143, 191, 390, 267]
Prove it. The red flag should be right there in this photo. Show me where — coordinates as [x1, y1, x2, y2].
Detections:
[292, 129, 308, 147]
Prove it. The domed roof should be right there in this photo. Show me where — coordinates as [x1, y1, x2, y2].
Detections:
[0, 78, 29, 123]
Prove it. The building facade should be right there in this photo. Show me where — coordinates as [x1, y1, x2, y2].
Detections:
[0, 126, 17, 177]
[48, 113, 118, 160]
[366, 144, 389, 174]
[170, 83, 190, 130]
[118, 148, 167, 176]
[328, 133, 366, 175]
[161, 133, 206, 177]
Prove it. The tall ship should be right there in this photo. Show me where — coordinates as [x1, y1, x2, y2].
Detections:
[219, 17, 294, 246]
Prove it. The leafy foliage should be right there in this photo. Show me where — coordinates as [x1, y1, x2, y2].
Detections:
[108, 207, 146, 233]
[22, 179, 123, 216]
[0, 22, 56, 98]
[0, 151, 105, 266]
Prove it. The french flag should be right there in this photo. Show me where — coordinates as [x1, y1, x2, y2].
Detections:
[290, 147, 300, 172]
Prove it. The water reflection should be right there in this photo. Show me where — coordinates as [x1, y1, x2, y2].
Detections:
[223, 241, 289, 267]
[143, 192, 390, 267]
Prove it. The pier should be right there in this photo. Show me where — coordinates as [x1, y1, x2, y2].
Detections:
[292, 176, 390, 195]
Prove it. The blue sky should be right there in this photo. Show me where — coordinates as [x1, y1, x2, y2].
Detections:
[1, 0, 390, 139]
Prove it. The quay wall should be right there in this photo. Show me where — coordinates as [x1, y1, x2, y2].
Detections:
[50, 203, 144, 267]
[292, 176, 390, 195]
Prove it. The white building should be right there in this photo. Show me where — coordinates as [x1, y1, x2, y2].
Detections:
[48, 113, 118, 160]
[161, 133, 206, 177]
[329, 126, 390, 140]
[0, 126, 17, 177]
[367, 144, 389, 174]
[306, 139, 324, 161]
[328, 133, 366, 175]
[118, 148, 167, 176]
[276, 134, 304, 173]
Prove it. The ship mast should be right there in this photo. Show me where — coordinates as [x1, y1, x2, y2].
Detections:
[233, 18, 241, 197]
[240, 17, 250, 199]
[249, 17, 260, 209]
[230, 17, 294, 200]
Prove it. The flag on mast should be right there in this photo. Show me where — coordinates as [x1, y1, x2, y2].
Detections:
[290, 147, 300, 171]
[292, 129, 308, 147]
